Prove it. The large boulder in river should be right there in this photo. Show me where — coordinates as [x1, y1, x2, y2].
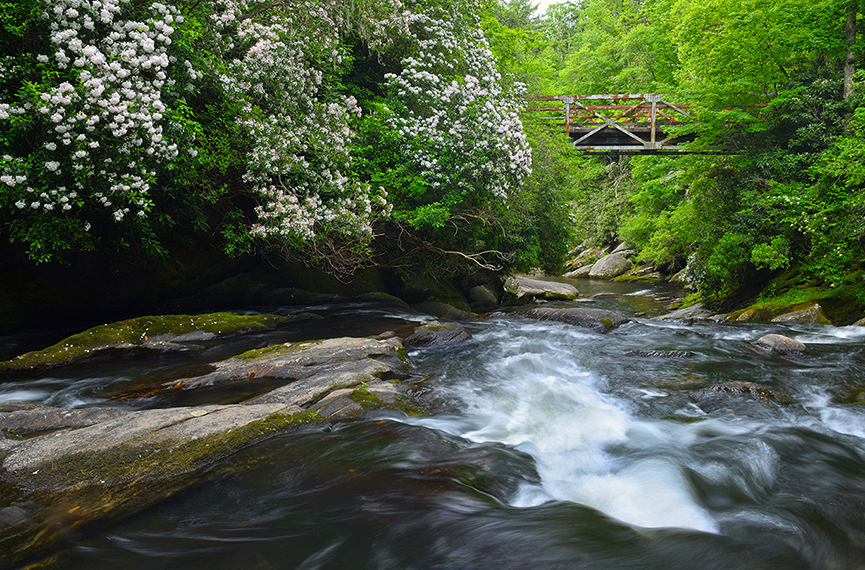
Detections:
[505, 276, 578, 303]
[751, 334, 807, 354]
[520, 307, 628, 333]
[589, 254, 633, 279]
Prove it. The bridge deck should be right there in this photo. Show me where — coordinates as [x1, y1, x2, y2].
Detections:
[526, 94, 694, 153]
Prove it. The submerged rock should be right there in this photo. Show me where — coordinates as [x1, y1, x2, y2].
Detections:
[505, 276, 578, 303]
[752, 334, 807, 354]
[520, 307, 628, 333]
[624, 350, 696, 359]
[0, 312, 316, 377]
[689, 381, 795, 413]
[404, 321, 472, 348]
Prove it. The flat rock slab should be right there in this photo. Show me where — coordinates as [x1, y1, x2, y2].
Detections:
[0, 312, 317, 377]
[0, 405, 127, 438]
[520, 307, 628, 333]
[150, 336, 408, 394]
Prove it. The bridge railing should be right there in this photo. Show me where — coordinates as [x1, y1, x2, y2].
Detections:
[525, 94, 692, 152]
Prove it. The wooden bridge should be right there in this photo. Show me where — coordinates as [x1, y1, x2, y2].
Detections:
[527, 94, 695, 153]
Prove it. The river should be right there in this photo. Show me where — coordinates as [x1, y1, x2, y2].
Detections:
[4, 281, 865, 569]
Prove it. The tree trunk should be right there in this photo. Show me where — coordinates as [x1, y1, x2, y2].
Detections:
[844, 1, 857, 100]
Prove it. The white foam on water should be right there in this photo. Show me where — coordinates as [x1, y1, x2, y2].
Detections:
[0, 386, 52, 403]
[409, 319, 721, 533]
[625, 289, 654, 296]
[792, 325, 865, 344]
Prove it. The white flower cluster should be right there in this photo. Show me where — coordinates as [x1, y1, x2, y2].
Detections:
[213, 0, 405, 243]
[0, 0, 184, 224]
[383, 4, 532, 201]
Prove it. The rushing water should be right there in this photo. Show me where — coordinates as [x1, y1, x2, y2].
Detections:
[7, 283, 865, 569]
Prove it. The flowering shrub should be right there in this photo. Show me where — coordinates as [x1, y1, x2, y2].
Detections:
[212, 0, 408, 247]
[0, 0, 192, 259]
[381, 1, 532, 226]
[1, 0, 535, 271]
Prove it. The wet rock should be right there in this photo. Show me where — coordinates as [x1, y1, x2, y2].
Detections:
[411, 301, 475, 322]
[853, 317, 865, 326]
[468, 284, 498, 312]
[505, 276, 578, 303]
[0, 312, 316, 377]
[155, 337, 410, 403]
[589, 254, 633, 279]
[520, 307, 628, 333]
[0, 405, 127, 438]
[770, 303, 831, 325]
[404, 321, 472, 349]
[563, 265, 593, 278]
[688, 381, 794, 413]
[752, 334, 807, 354]
[624, 350, 695, 359]
[654, 302, 714, 321]
[613, 265, 664, 282]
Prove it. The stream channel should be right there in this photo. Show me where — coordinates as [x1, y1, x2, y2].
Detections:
[4, 280, 865, 569]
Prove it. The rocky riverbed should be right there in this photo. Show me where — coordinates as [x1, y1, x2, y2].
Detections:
[2, 275, 864, 568]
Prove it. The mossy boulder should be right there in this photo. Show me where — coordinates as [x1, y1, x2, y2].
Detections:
[612, 265, 664, 283]
[770, 302, 831, 325]
[0, 312, 315, 377]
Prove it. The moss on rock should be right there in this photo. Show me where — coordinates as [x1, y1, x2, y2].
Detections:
[350, 388, 384, 410]
[0, 312, 312, 376]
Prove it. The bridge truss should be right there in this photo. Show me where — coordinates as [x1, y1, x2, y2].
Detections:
[527, 94, 694, 153]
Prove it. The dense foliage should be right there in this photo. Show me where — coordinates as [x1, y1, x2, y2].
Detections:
[526, 0, 864, 306]
[2, 0, 863, 304]
[0, 0, 576, 275]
